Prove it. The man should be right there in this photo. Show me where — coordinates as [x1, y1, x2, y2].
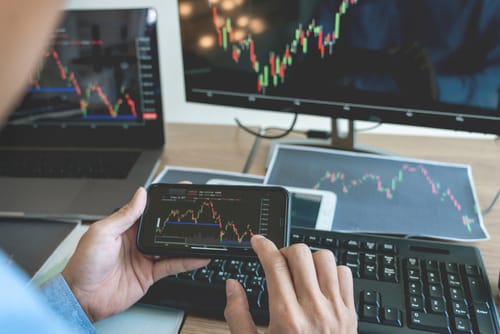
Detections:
[0, 2, 357, 333]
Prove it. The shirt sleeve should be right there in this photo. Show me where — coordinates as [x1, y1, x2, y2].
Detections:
[41, 273, 98, 334]
[0, 251, 89, 334]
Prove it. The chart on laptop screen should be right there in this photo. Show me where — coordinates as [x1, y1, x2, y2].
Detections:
[265, 145, 488, 241]
[10, 8, 161, 128]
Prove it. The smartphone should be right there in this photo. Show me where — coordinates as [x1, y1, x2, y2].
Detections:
[207, 179, 336, 231]
[137, 183, 290, 258]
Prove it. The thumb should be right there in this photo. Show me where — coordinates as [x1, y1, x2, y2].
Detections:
[224, 279, 259, 334]
[101, 187, 147, 234]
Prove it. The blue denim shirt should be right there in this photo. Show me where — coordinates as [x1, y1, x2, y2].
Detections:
[0, 251, 96, 334]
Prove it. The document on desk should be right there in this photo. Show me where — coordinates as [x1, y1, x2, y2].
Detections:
[94, 304, 184, 334]
[265, 144, 489, 241]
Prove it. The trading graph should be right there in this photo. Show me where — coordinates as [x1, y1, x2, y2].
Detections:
[30, 48, 139, 120]
[154, 199, 256, 244]
[13, 10, 160, 126]
[266, 145, 487, 241]
[152, 188, 271, 247]
[208, 1, 357, 93]
[179, 0, 368, 104]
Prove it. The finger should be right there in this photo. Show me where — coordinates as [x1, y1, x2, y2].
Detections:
[312, 249, 341, 299]
[251, 235, 296, 306]
[224, 279, 259, 334]
[280, 244, 321, 302]
[337, 265, 355, 310]
[151, 258, 210, 282]
[101, 187, 147, 235]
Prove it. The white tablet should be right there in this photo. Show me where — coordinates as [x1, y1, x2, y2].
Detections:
[206, 179, 336, 231]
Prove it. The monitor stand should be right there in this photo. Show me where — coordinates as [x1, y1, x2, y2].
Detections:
[241, 118, 387, 173]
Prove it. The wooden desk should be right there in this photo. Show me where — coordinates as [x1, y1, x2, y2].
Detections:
[160, 123, 500, 333]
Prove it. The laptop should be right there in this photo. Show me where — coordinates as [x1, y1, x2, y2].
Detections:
[0, 8, 165, 220]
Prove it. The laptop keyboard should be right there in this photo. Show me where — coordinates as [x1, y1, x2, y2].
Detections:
[0, 150, 140, 179]
[140, 227, 500, 334]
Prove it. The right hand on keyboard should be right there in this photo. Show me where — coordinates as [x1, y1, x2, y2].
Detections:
[224, 235, 358, 333]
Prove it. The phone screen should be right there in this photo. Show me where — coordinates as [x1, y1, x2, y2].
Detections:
[137, 184, 289, 258]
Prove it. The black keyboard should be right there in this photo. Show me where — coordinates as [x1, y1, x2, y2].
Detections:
[140, 228, 500, 334]
[0, 150, 140, 179]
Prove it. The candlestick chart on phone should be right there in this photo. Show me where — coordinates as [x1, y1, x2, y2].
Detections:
[153, 191, 270, 246]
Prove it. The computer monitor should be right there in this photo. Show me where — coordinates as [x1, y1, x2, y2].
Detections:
[177, 0, 500, 148]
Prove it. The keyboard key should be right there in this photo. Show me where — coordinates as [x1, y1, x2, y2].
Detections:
[464, 264, 480, 277]
[290, 233, 304, 243]
[444, 262, 459, 274]
[409, 295, 425, 312]
[407, 268, 421, 281]
[345, 251, 360, 265]
[382, 307, 402, 327]
[363, 253, 377, 264]
[362, 264, 378, 280]
[177, 271, 194, 280]
[242, 262, 261, 275]
[361, 241, 377, 251]
[451, 301, 469, 317]
[472, 303, 495, 334]
[245, 288, 264, 309]
[467, 276, 488, 303]
[429, 297, 446, 314]
[361, 290, 380, 306]
[360, 304, 380, 324]
[408, 281, 423, 295]
[226, 260, 243, 273]
[213, 271, 231, 284]
[450, 286, 465, 300]
[381, 266, 398, 282]
[425, 260, 439, 272]
[248, 276, 265, 290]
[428, 284, 444, 298]
[427, 271, 440, 284]
[453, 316, 472, 334]
[345, 239, 360, 249]
[195, 268, 214, 283]
[306, 235, 321, 246]
[446, 273, 462, 287]
[321, 236, 337, 248]
[409, 311, 450, 333]
[406, 257, 420, 269]
[379, 243, 397, 254]
[382, 255, 396, 267]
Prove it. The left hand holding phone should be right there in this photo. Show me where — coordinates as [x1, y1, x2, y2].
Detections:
[62, 187, 210, 322]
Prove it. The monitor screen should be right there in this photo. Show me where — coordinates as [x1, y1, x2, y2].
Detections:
[0, 8, 164, 147]
[178, 0, 500, 135]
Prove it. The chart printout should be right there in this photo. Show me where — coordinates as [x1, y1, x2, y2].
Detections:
[265, 145, 488, 241]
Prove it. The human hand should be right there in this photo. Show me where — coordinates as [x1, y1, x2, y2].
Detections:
[224, 235, 358, 333]
[62, 187, 210, 322]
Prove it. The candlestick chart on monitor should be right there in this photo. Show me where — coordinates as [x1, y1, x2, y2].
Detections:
[265, 145, 488, 241]
[12, 10, 159, 127]
[180, 0, 360, 99]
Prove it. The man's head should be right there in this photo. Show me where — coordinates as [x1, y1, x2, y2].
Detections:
[0, 1, 64, 127]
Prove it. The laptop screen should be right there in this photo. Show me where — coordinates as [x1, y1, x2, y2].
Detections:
[0, 8, 164, 148]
